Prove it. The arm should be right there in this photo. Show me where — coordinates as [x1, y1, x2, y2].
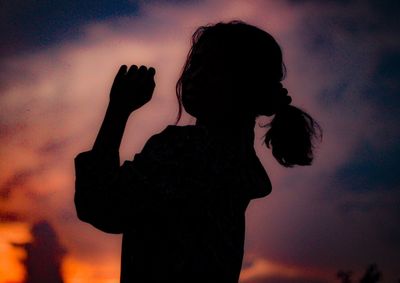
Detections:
[74, 65, 156, 233]
[93, 64, 155, 154]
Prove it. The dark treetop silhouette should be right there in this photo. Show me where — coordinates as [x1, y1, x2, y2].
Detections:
[74, 21, 321, 283]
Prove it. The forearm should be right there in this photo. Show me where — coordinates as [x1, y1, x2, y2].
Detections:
[76, 101, 129, 233]
[74, 64, 155, 233]
[92, 102, 130, 155]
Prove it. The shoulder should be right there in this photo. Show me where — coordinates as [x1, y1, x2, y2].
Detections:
[138, 125, 209, 159]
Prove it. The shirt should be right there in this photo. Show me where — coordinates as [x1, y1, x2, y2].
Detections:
[74, 124, 271, 283]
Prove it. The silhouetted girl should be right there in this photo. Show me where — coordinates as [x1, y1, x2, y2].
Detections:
[75, 21, 321, 283]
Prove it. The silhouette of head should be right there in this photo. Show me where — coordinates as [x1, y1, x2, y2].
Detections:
[176, 21, 289, 124]
[176, 21, 322, 167]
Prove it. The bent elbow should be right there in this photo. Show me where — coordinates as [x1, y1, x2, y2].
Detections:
[74, 202, 92, 224]
[74, 193, 123, 234]
[75, 208, 123, 234]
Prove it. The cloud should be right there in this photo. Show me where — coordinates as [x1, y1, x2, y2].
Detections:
[12, 220, 67, 283]
[0, 0, 399, 282]
[0, 165, 47, 199]
[240, 255, 330, 283]
[0, 0, 140, 57]
[0, 209, 26, 222]
[0, 222, 32, 283]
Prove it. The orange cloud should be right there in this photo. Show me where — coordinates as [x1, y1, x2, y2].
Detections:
[0, 223, 31, 283]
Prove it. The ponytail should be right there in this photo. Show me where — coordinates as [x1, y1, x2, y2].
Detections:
[264, 105, 322, 167]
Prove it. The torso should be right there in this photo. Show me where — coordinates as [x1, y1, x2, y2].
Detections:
[120, 125, 271, 283]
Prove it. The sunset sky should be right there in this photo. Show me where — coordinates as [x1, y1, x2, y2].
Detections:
[0, 0, 399, 282]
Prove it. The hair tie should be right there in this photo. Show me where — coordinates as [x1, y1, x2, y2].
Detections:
[274, 87, 292, 114]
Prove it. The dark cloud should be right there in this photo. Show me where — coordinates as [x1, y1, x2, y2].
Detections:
[0, 0, 210, 58]
[288, 0, 350, 3]
[12, 220, 67, 283]
[0, 165, 46, 199]
[369, 50, 400, 115]
[0, 0, 140, 57]
[294, 0, 400, 195]
[375, 50, 400, 83]
[367, 0, 400, 28]
[37, 138, 70, 155]
[332, 50, 400, 193]
[289, 0, 400, 20]
[246, 277, 328, 283]
[0, 209, 26, 222]
[335, 143, 400, 192]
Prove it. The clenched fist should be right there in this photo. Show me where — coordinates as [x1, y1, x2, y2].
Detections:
[109, 65, 156, 115]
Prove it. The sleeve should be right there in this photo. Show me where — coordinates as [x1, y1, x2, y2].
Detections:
[74, 132, 169, 234]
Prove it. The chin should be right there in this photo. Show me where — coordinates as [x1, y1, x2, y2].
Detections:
[257, 109, 275, 117]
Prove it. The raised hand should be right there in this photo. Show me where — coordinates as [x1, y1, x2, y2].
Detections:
[109, 65, 156, 116]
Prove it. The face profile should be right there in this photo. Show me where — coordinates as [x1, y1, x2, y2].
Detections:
[176, 21, 287, 124]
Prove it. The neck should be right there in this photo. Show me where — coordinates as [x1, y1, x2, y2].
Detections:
[195, 118, 256, 148]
